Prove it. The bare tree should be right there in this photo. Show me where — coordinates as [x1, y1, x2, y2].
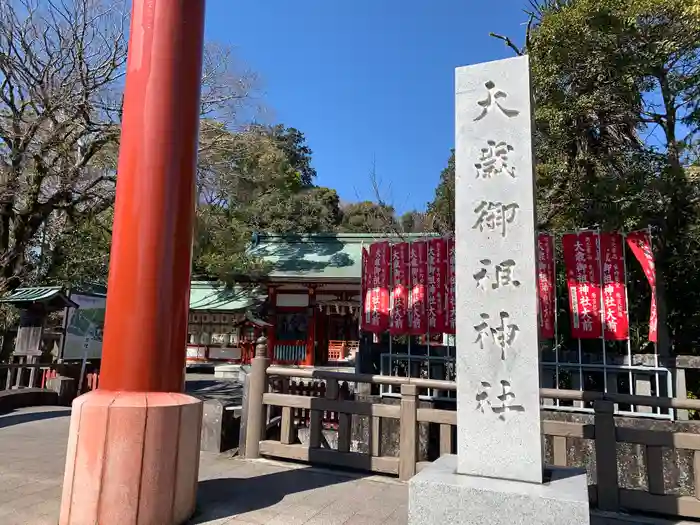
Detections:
[0, 0, 126, 292]
[366, 160, 436, 237]
[196, 45, 260, 204]
[0, 0, 259, 291]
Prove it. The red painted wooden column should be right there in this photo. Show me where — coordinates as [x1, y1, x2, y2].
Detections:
[267, 286, 277, 361]
[306, 286, 316, 366]
[99, 0, 205, 392]
[59, 2, 206, 524]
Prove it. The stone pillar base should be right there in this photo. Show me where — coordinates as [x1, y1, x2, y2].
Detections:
[59, 391, 203, 525]
[409, 455, 590, 525]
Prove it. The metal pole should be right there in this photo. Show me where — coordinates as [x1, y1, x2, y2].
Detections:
[359, 240, 364, 377]
[648, 227, 661, 414]
[407, 241, 413, 390]
[552, 232, 560, 407]
[597, 229, 608, 394]
[77, 322, 93, 395]
[621, 233, 635, 412]
[388, 241, 394, 395]
[576, 232, 584, 406]
[426, 238, 431, 396]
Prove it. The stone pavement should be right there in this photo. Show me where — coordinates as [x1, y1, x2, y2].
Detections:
[0, 406, 407, 525]
[0, 405, 696, 525]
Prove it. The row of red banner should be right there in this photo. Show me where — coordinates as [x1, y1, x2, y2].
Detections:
[361, 238, 456, 335]
[362, 230, 657, 342]
[538, 230, 656, 342]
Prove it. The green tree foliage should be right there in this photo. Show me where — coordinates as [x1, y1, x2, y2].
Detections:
[192, 122, 342, 283]
[426, 0, 700, 353]
[399, 210, 433, 233]
[526, 0, 700, 353]
[265, 125, 317, 186]
[338, 201, 398, 233]
[42, 209, 113, 288]
[426, 150, 455, 234]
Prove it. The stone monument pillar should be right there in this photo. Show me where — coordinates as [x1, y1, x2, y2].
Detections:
[58, 2, 206, 524]
[408, 56, 590, 524]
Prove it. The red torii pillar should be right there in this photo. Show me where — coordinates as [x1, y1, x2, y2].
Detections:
[59, 1, 206, 524]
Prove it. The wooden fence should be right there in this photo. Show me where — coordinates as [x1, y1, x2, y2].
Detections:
[0, 363, 57, 390]
[0, 363, 99, 393]
[243, 356, 700, 520]
[268, 377, 351, 429]
[327, 340, 360, 362]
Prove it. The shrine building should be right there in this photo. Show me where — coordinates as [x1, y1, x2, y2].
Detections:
[186, 232, 433, 368]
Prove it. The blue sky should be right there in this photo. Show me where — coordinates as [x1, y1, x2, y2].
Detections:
[204, 1, 532, 213]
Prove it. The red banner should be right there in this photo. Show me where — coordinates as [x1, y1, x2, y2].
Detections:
[626, 230, 657, 342]
[427, 238, 447, 334]
[389, 243, 409, 335]
[563, 232, 603, 339]
[445, 237, 456, 335]
[537, 233, 556, 339]
[408, 241, 428, 335]
[361, 246, 369, 312]
[362, 242, 390, 333]
[600, 233, 629, 340]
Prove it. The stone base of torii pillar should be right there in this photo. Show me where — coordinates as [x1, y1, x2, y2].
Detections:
[409, 56, 590, 524]
[59, 392, 202, 525]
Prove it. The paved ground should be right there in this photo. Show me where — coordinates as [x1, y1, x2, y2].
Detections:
[0, 406, 407, 525]
[0, 404, 697, 525]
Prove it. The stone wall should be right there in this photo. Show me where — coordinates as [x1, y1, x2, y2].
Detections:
[295, 393, 434, 461]
[543, 410, 699, 496]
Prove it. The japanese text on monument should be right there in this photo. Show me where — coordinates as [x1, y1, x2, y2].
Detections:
[470, 81, 525, 420]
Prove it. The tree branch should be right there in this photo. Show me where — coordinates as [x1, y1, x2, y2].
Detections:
[489, 32, 524, 56]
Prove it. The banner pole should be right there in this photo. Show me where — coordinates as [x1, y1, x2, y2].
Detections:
[597, 229, 608, 394]
[648, 227, 661, 415]
[360, 240, 364, 338]
[621, 232, 635, 412]
[407, 241, 413, 387]
[552, 233, 560, 407]
[575, 232, 584, 406]
[389, 241, 394, 395]
[426, 238, 431, 396]
[446, 236, 451, 392]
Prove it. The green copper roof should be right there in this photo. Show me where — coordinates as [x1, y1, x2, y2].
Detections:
[189, 281, 264, 311]
[0, 286, 78, 308]
[249, 233, 435, 282]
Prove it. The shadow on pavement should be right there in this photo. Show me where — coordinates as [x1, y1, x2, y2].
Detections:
[186, 379, 243, 403]
[189, 466, 364, 523]
[0, 408, 71, 429]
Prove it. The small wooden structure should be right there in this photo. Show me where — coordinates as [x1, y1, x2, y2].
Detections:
[0, 287, 77, 364]
[186, 281, 268, 366]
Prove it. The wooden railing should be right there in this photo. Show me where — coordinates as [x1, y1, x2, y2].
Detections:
[272, 341, 307, 364]
[243, 355, 700, 520]
[268, 377, 351, 428]
[539, 387, 700, 516]
[0, 363, 99, 394]
[0, 363, 58, 390]
[327, 340, 359, 361]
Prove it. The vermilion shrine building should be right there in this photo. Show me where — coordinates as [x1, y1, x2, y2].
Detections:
[186, 233, 436, 368]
